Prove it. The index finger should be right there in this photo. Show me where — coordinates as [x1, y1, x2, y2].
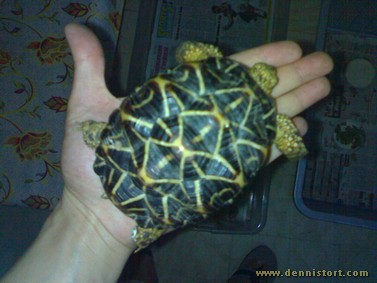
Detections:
[228, 41, 303, 67]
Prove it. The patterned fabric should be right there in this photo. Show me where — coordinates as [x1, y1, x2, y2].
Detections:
[0, 1, 125, 209]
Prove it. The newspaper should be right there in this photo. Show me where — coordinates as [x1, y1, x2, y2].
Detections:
[146, 0, 269, 78]
[303, 31, 377, 210]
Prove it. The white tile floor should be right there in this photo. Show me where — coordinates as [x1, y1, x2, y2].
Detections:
[152, 159, 377, 282]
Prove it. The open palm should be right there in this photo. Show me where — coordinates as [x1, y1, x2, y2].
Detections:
[61, 24, 136, 249]
[60, 24, 333, 249]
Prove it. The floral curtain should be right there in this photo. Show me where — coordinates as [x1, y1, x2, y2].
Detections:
[0, 0, 125, 209]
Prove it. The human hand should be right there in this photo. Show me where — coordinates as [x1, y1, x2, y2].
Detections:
[61, 24, 332, 251]
[61, 23, 137, 250]
[230, 42, 333, 163]
[2, 24, 333, 283]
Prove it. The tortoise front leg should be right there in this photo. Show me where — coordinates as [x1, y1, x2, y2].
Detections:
[176, 41, 223, 63]
[247, 63, 307, 159]
[275, 114, 308, 159]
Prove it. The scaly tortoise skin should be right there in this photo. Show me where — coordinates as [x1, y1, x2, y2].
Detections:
[82, 42, 307, 250]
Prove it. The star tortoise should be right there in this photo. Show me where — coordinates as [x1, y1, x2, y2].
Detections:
[82, 42, 307, 250]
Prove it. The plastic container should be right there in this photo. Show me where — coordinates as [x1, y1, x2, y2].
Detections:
[193, 167, 272, 234]
[294, 0, 377, 229]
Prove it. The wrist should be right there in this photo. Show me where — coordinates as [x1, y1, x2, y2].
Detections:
[51, 189, 135, 281]
[3, 189, 135, 283]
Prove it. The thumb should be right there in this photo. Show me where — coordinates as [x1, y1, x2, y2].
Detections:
[64, 23, 111, 101]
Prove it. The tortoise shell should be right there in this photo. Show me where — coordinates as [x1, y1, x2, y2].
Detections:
[93, 57, 277, 246]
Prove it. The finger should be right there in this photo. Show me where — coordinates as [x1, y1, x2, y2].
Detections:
[65, 24, 107, 92]
[64, 24, 120, 121]
[276, 76, 331, 117]
[267, 116, 308, 163]
[272, 52, 333, 98]
[229, 41, 303, 67]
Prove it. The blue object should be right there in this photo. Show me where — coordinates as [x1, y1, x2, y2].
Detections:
[294, 0, 377, 229]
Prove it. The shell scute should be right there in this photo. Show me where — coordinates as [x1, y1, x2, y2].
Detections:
[93, 57, 278, 248]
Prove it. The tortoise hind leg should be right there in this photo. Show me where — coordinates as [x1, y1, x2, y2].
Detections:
[274, 114, 308, 159]
[81, 120, 107, 148]
[176, 42, 223, 63]
[132, 226, 172, 252]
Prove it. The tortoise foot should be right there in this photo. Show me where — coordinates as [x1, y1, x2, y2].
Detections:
[176, 41, 223, 63]
[132, 226, 170, 252]
[248, 63, 278, 95]
[275, 114, 308, 159]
